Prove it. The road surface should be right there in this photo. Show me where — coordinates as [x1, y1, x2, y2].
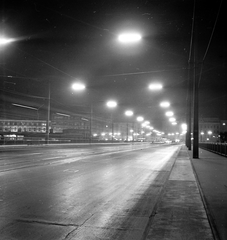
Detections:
[0, 143, 180, 240]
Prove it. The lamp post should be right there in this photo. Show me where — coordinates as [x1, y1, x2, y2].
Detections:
[0, 36, 14, 125]
[207, 131, 212, 142]
[71, 82, 86, 141]
[201, 131, 204, 142]
[46, 81, 51, 144]
[125, 110, 134, 141]
[106, 100, 117, 143]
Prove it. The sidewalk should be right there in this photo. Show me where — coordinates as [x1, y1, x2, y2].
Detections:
[189, 148, 227, 240]
[145, 145, 214, 240]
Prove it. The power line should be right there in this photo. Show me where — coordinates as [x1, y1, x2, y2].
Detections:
[101, 67, 187, 78]
[16, 47, 75, 80]
[198, 0, 223, 87]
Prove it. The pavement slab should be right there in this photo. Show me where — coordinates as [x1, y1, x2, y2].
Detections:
[146, 147, 214, 240]
[190, 148, 227, 240]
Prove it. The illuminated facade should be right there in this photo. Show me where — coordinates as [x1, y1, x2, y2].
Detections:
[0, 120, 47, 133]
[198, 118, 226, 142]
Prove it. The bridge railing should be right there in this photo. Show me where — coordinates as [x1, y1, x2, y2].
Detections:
[199, 142, 227, 157]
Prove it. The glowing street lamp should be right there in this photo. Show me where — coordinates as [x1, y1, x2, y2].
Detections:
[106, 100, 117, 142]
[125, 110, 134, 116]
[160, 101, 170, 108]
[165, 111, 174, 117]
[144, 121, 150, 125]
[118, 33, 142, 43]
[106, 100, 117, 108]
[72, 82, 86, 91]
[201, 131, 204, 142]
[169, 117, 176, 122]
[148, 83, 163, 90]
[137, 116, 144, 122]
[125, 110, 134, 141]
[0, 36, 14, 45]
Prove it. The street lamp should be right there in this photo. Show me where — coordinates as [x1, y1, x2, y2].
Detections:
[137, 116, 144, 122]
[72, 82, 86, 91]
[0, 36, 14, 46]
[148, 83, 163, 90]
[106, 100, 117, 142]
[69, 82, 86, 143]
[118, 33, 142, 43]
[165, 111, 174, 117]
[169, 117, 176, 122]
[201, 131, 204, 142]
[125, 110, 134, 141]
[125, 110, 133, 116]
[160, 101, 170, 108]
[106, 100, 117, 108]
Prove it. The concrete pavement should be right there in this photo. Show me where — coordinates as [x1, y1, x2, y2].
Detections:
[190, 148, 227, 240]
[145, 145, 214, 240]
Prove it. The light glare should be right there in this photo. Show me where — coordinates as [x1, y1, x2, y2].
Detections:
[149, 83, 163, 90]
[118, 33, 142, 43]
[137, 116, 144, 122]
[0, 37, 14, 45]
[181, 123, 187, 131]
[160, 101, 170, 107]
[106, 100, 117, 108]
[72, 83, 86, 91]
[125, 110, 134, 116]
[169, 117, 176, 122]
[165, 111, 174, 117]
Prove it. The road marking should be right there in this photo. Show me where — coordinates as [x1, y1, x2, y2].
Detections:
[43, 156, 63, 160]
[22, 153, 42, 156]
[0, 152, 42, 161]
[63, 169, 79, 173]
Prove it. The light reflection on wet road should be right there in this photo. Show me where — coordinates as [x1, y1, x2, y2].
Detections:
[0, 143, 180, 240]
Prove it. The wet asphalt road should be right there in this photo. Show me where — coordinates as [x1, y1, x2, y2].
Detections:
[0, 143, 180, 240]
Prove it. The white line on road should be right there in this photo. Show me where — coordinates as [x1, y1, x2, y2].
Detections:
[42, 156, 64, 161]
[63, 169, 79, 173]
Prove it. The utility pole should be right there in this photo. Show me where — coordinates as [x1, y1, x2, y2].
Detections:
[46, 81, 50, 145]
[90, 104, 93, 144]
[192, 2, 199, 159]
[186, 0, 196, 151]
[192, 57, 199, 158]
[186, 60, 193, 150]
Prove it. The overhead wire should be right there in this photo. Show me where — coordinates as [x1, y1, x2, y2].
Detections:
[101, 67, 187, 78]
[16, 47, 75, 80]
[198, 0, 223, 88]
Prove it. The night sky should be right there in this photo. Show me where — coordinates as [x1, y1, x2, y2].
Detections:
[0, 0, 226, 131]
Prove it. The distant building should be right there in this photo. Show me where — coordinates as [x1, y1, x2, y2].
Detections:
[220, 120, 227, 132]
[199, 117, 222, 142]
[0, 119, 47, 133]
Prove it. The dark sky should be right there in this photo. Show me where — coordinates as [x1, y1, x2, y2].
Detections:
[0, 0, 226, 131]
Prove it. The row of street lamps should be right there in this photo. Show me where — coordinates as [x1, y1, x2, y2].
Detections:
[71, 81, 165, 143]
[1, 33, 187, 145]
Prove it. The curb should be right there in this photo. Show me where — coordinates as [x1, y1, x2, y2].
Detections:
[189, 149, 221, 240]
